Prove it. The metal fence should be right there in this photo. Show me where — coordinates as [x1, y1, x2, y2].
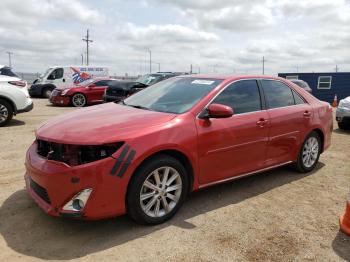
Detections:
[15, 72, 40, 84]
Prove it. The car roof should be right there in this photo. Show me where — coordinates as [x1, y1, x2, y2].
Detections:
[178, 74, 284, 81]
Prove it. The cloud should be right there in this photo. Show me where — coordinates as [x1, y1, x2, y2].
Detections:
[116, 23, 219, 47]
[0, 0, 104, 27]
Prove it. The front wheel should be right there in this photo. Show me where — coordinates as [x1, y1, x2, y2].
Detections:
[127, 155, 188, 225]
[71, 93, 87, 107]
[43, 88, 53, 98]
[294, 131, 321, 173]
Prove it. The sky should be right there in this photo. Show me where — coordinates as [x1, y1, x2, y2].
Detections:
[1, 0, 350, 76]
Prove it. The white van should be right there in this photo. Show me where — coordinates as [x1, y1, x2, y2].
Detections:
[29, 66, 109, 98]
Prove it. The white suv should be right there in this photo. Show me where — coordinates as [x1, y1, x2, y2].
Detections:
[0, 66, 33, 126]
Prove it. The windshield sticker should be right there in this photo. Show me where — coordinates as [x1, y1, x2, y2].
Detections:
[191, 80, 215, 85]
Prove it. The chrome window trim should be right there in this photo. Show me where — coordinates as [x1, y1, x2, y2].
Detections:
[196, 78, 263, 119]
[196, 78, 309, 119]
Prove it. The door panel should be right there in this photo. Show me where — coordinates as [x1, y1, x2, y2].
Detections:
[260, 79, 313, 166]
[265, 104, 312, 165]
[195, 79, 269, 185]
[89, 81, 108, 102]
[196, 111, 269, 184]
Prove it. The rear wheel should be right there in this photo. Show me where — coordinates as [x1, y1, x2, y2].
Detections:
[0, 99, 13, 127]
[127, 155, 188, 225]
[71, 93, 87, 107]
[294, 131, 321, 173]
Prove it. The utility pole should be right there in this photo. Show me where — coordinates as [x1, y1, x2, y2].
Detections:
[81, 53, 84, 66]
[145, 48, 152, 73]
[82, 29, 93, 66]
[262, 56, 266, 75]
[6, 51, 13, 68]
[190, 64, 193, 74]
[335, 65, 339, 72]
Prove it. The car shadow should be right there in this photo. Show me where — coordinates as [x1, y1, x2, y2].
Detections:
[333, 128, 350, 135]
[4, 119, 25, 127]
[0, 163, 324, 260]
[332, 231, 350, 261]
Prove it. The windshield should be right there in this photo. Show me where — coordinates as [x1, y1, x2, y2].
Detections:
[0, 67, 19, 77]
[41, 68, 53, 78]
[136, 74, 163, 85]
[123, 77, 223, 114]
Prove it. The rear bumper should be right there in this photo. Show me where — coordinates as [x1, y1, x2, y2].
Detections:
[24, 143, 128, 220]
[49, 95, 70, 106]
[17, 100, 34, 113]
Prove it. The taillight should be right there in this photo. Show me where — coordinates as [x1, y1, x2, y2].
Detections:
[8, 81, 26, 88]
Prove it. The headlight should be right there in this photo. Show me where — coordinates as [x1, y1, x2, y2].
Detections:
[61, 89, 69, 96]
[36, 140, 125, 166]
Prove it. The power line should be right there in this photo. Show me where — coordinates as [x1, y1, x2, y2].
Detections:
[6, 51, 13, 67]
[82, 29, 93, 66]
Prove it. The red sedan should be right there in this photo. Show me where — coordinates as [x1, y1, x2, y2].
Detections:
[50, 78, 119, 107]
[25, 75, 333, 224]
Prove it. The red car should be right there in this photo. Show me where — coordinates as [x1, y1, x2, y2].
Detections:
[25, 75, 333, 224]
[50, 78, 119, 107]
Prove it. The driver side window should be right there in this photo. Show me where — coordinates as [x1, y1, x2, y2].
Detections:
[48, 68, 63, 80]
[212, 80, 262, 114]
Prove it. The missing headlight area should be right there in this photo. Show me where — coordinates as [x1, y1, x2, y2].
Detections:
[36, 139, 124, 166]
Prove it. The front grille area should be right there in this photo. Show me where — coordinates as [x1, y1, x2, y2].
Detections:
[30, 178, 51, 204]
[36, 139, 124, 166]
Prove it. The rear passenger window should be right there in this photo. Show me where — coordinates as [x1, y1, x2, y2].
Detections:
[261, 80, 295, 109]
[212, 80, 261, 114]
[292, 90, 305, 105]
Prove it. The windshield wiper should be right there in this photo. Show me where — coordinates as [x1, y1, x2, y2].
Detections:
[127, 104, 151, 111]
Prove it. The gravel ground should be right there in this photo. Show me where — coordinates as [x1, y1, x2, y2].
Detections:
[0, 98, 349, 262]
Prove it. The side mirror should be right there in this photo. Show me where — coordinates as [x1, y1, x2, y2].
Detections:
[88, 83, 96, 88]
[200, 103, 233, 119]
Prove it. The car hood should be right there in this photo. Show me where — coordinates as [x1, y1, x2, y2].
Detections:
[36, 103, 177, 145]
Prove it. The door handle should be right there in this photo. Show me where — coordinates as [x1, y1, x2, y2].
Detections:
[303, 111, 312, 117]
[256, 118, 269, 127]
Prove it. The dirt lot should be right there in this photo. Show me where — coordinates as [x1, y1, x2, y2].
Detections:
[0, 98, 349, 261]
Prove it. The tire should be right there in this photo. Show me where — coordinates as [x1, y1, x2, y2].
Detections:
[127, 154, 189, 225]
[42, 87, 53, 98]
[294, 131, 321, 173]
[71, 93, 87, 107]
[338, 122, 349, 130]
[0, 99, 14, 127]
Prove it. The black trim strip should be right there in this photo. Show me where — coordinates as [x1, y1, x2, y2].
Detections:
[110, 145, 130, 175]
[117, 150, 136, 177]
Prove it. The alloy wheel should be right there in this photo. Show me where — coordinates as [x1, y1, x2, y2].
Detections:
[0, 104, 9, 124]
[72, 94, 86, 107]
[302, 136, 319, 168]
[140, 166, 182, 218]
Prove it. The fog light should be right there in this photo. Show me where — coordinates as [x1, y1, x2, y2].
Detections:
[62, 188, 92, 212]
